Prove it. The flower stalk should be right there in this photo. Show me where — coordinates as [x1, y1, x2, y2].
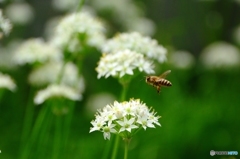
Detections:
[124, 138, 131, 159]
[111, 135, 120, 159]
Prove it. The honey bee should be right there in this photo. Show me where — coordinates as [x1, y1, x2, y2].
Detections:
[146, 70, 172, 93]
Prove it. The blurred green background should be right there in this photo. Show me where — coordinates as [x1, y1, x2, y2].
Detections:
[0, 0, 240, 159]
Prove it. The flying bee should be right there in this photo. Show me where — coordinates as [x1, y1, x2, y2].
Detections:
[145, 70, 172, 93]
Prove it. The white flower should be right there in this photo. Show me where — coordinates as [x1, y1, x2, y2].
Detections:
[0, 72, 16, 91]
[50, 11, 106, 53]
[5, 2, 34, 25]
[102, 123, 117, 140]
[52, 0, 79, 11]
[0, 44, 17, 70]
[90, 116, 106, 133]
[28, 61, 85, 93]
[90, 99, 161, 140]
[170, 50, 195, 69]
[0, 9, 12, 38]
[117, 117, 138, 133]
[13, 38, 62, 65]
[102, 32, 167, 63]
[148, 111, 161, 126]
[96, 50, 155, 79]
[44, 17, 61, 40]
[124, 17, 156, 36]
[90, 0, 155, 35]
[85, 93, 116, 115]
[34, 84, 82, 105]
[136, 113, 155, 130]
[200, 41, 240, 69]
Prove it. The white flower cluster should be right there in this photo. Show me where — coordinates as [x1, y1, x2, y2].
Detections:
[13, 38, 62, 65]
[170, 50, 195, 69]
[90, 0, 155, 35]
[0, 72, 16, 91]
[0, 46, 16, 70]
[5, 2, 34, 25]
[200, 41, 240, 69]
[102, 32, 167, 63]
[34, 84, 82, 105]
[0, 9, 12, 38]
[28, 61, 84, 91]
[90, 99, 161, 140]
[31, 62, 85, 105]
[50, 11, 106, 52]
[96, 50, 155, 79]
[52, 0, 79, 11]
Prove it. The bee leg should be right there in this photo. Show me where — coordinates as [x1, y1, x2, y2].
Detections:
[157, 86, 161, 93]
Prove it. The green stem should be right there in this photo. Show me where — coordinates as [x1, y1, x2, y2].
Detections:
[101, 139, 113, 159]
[124, 139, 129, 159]
[56, 62, 67, 84]
[110, 83, 129, 159]
[52, 115, 62, 159]
[120, 83, 128, 102]
[77, 0, 85, 11]
[20, 88, 34, 151]
[20, 105, 49, 159]
[62, 103, 75, 158]
[111, 135, 120, 159]
[0, 90, 3, 104]
[38, 110, 53, 158]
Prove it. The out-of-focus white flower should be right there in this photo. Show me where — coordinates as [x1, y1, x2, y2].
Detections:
[13, 38, 62, 65]
[0, 9, 12, 38]
[52, 0, 80, 11]
[233, 25, 240, 46]
[125, 18, 155, 36]
[0, 48, 16, 70]
[96, 49, 155, 79]
[200, 42, 240, 69]
[170, 50, 195, 69]
[34, 84, 82, 105]
[0, 39, 21, 70]
[44, 17, 61, 40]
[102, 32, 167, 63]
[0, 72, 16, 91]
[85, 93, 116, 114]
[235, 0, 240, 5]
[90, 98, 161, 140]
[5, 2, 34, 25]
[50, 11, 106, 53]
[90, 0, 155, 36]
[28, 61, 84, 91]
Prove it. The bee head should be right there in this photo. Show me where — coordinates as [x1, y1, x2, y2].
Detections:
[145, 76, 150, 82]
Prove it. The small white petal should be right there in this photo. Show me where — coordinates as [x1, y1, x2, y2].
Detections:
[34, 84, 82, 105]
[0, 72, 16, 91]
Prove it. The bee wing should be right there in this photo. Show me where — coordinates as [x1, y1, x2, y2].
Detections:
[159, 70, 171, 78]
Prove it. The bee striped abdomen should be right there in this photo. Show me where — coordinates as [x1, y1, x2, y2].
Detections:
[157, 79, 172, 87]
